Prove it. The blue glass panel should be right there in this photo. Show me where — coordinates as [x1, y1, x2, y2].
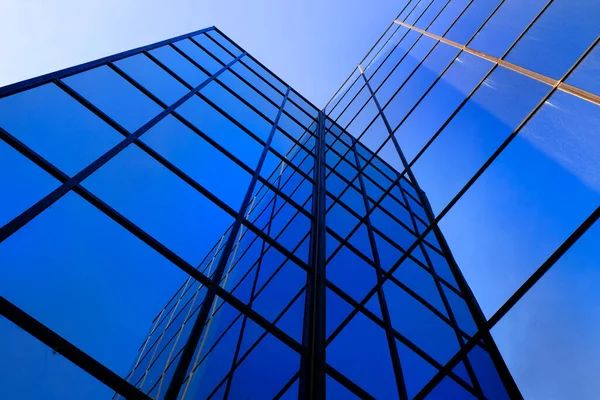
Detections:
[440, 90, 600, 316]
[374, 232, 403, 271]
[177, 95, 264, 169]
[0, 83, 123, 175]
[142, 115, 251, 209]
[0, 192, 188, 378]
[326, 288, 353, 339]
[566, 43, 600, 97]
[384, 281, 460, 364]
[365, 293, 383, 320]
[370, 207, 417, 251]
[452, 360, 472, 386]
[376, 138, 404, 173]
[82, 145, 234, 267]
[445, 0, 502, 44]
[470, 0, 548, 58]
[505, 0, 600, 79]
[397, 340, 438, 399]
[443, 286, 477, 335]
[326, 202, 359, 239]
[201, 80, 272, 142]
[253, 262, 305, 323]
[394, 255, 446, 315]
[63, 66, 162, 132]
[412, 66, 549, 214]
[492, 218, 600, 399]
[326, 374, 360, 399]
[328, 312, 398, 399]
[359, 116, 389, 154]
[231, 61, 284, 105]
[275, 291, 305, 344]
[194, 34, 236, 65]
[0, 140, 60, 227]
[218, 70, 279, 121]
[227, 333, 299, 399]
[347, 224, 373, 260]
[425, 245, 458, 289]
[172, 39, 223, 77]
[327, 246, 377, 302]
[115, 53, 189, 104]
[280, 377, 299, 399]
[0, 316, 114, 400]
[182, 316, 242, 399]
[426, 376, 477, 399]
[467, 345, 509, 400]
[243, 57, 288, 94]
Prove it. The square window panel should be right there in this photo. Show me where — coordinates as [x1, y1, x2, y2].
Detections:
[141, 114, 252, 210]
[0, 315, 114, 400]
[176, 95, 264, 169]
[172, 39, 223, 77]
[440, 91, 600, 317]
[0, 83, 123, 175]
[0, 192, 190, 379]
[115, 53, 189, 105]
[411, 66, 550, 214]
[492, 218, 600, 400]
[63, 66, 162, 132]
[82, 145, 234, 267]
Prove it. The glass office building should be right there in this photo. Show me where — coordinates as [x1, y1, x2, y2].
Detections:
[1, 1, 599, 399]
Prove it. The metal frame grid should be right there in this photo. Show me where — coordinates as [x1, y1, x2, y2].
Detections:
[1, 0, 599, 398]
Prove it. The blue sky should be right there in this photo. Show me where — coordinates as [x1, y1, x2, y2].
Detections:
[0, 0, 401, 108]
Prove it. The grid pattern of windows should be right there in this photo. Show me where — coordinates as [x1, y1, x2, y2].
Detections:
[1, 0, 599, 398]
[325, 0, 600, 399]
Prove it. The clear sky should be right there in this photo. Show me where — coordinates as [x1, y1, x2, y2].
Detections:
[0, 0, 401, 108]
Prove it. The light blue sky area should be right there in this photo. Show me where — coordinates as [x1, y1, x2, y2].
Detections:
[0, 0, 402, 108]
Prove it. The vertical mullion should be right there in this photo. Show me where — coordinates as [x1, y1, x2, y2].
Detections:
[164, 87, 290, 400]
[299, 111, 327, 399]
[351, 141, 409, 400]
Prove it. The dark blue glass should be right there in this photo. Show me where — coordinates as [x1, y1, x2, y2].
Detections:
[327, 312, 398, 399]
[63, 66, 162, 132]
[0, 83, 123, 175]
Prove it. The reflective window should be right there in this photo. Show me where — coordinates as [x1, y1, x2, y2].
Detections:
[0, 316, 114, 399]
[82, 145, 234, 267]
[0, 192, 189, 378]
[115, 53, 189, 104]
[0, 83, 123, 175]
[63, 66, 162, 132]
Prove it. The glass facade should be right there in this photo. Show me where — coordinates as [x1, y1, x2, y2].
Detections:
[1, 1, 599, 399]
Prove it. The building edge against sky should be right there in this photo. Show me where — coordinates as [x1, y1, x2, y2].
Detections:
[1, 0, 600, 399]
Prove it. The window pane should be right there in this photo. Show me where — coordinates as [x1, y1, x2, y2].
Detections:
[441, 91, 600, 317]
[141, 114, 252, 209]
[327, 312, 398, 399]
[82, 145, 234, 267]
[0, 192, 189, 378]
[492, 217, 600, 400]
[0, 83, 122, 175]
[115, 53, 189, 104]
[412, 66, 550, 213]
[505, 0, 600, 79]
[63, 66, 162, 132]
[0, 140, 60, 227]
[0, 316, 114, 400]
